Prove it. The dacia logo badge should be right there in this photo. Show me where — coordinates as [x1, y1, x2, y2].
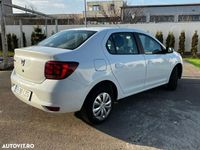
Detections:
[21, 59, 26, 66]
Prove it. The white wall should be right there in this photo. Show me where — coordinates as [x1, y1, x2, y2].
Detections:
[2, 22, 200, 52]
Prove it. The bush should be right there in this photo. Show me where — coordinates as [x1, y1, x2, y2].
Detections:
[178, 31, 185, 55]
[166, 32, 175, 48]
[31, 26, 46, 45]
[7, 33, 12, 51]
[23, 32, 27, 47]
[5, 33, 19, 52]
[12, 34, 18, 50]
[191, 31, 198, 58]
[155, 31, 163, 43]
[0, 33, 2, 50]
[51, 31, 55, 35]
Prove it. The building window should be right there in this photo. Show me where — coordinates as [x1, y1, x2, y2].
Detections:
[179, 15, 200, 22]
[133, 16, 146, 23]
[123, 15, 146, 23]
[150, 15, 174, 22]
[92, 5, 100, 11]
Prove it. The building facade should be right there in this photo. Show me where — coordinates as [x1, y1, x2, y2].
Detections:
[86, 0, 125, 23]
[121, 3, 200, 23]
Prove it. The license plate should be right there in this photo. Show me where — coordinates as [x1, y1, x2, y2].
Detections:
[14, 85, 32, 101]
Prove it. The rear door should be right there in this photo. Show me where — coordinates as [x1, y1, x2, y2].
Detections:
[105, 32, 146, 95]
[136, 33, 171, 88]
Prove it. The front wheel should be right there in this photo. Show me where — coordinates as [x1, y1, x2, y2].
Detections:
[81, 86, 114, 124]
[166, 67, 179, 91]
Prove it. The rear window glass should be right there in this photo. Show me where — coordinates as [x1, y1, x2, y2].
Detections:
[38, 30, 96, 50]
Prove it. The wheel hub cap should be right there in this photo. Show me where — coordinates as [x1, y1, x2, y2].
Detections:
[92, 92, 112, 121]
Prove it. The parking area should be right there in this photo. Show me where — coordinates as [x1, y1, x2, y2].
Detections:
[1, 62, 200, 150]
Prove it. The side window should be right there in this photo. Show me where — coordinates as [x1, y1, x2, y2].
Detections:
[106, 37, 116, 54]
[138, 34, 162, 54]
[106, 32, 139, 55]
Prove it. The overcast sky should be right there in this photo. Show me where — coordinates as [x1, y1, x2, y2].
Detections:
[12, 0, 200, 14]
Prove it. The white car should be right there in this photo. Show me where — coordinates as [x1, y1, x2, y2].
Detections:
[11, 27, 183, 124]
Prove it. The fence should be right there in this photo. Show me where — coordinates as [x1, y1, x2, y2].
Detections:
[2, 22, 200, 53]
[0, 0, 57, 69]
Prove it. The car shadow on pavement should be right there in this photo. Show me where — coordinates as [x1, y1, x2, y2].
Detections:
[94, 78, 200, 150]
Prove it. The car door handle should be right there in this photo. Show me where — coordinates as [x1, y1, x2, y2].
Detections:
[115, 63, 125, 68]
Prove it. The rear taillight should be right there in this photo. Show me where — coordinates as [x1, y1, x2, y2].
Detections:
[45, 61, 79, 80]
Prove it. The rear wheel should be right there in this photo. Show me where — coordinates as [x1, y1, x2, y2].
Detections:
[81, 86, 114, 124]
[166, 67, 179, 90]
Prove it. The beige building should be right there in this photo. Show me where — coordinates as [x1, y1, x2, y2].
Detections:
[86, 0, 125, 23]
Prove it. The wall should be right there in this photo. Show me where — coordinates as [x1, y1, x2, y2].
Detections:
[2, 22, 200, 52]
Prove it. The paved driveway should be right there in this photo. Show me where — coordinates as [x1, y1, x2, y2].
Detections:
[0, 62, 200, 150]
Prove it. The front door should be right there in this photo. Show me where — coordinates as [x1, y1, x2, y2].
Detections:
[137, 33, 171, 88]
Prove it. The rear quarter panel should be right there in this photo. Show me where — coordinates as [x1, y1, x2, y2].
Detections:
[54, 30, 124, 100]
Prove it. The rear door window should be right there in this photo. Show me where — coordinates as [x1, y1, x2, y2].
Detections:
[106, 32, 139, 55]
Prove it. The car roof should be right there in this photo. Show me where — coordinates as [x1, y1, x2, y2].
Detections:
[64, 27, 149, 35]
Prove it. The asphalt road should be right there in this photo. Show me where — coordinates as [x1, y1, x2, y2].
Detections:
[1, 64, 200, 150]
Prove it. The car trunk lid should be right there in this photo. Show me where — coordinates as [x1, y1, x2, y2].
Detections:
[14, 46, 71, 84]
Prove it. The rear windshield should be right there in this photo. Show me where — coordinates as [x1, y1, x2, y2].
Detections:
[38, 30, 96, 50]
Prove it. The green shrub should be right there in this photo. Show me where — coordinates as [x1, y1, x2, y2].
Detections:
[178, 31, 185, 55]
[155, 31, 163, 43]
[7, 33, 12, 51]
[0, 33, 2, 50]
[166, 32, 175, 48]
[31, 26, 46, 45]
[51, 31, 55, 35]
[191, 31, 198, 58]
[12, 34, 18, 51]
[23, 32, 27, 47]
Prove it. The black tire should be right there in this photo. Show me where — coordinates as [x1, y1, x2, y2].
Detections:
[166, 67, 179, 91]
[81, 85, 114, 125]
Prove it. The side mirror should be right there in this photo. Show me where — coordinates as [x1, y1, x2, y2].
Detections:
[166, 47, 174, 53]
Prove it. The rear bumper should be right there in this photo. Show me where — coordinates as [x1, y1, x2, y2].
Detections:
[11, 70, 88, 113]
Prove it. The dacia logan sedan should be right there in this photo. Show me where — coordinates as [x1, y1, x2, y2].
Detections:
[11, 28, 183, 124]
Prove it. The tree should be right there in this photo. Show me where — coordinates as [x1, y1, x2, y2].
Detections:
[178, 31, 185, 55]
[191, 31, 198, 58]
[166, 32, 175, 48]
[69, 14, 82, 25]
[122, 7, 144, 23]
[100, 1, 127, 24]
[31, 26, 46, 45]
[155, 31, 163, 43]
